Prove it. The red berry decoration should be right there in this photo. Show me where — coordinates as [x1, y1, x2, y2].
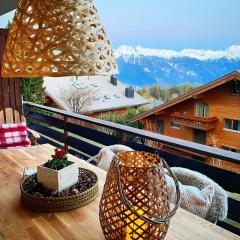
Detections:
[55, 148, 66, 159]
[45, 148, 69, 170]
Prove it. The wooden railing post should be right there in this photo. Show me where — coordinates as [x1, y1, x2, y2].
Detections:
[24, 105, 33, 126]
[64, 116, 69, 152]
[119, 132, 127, 145]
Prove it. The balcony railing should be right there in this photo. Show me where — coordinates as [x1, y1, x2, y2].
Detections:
[23, 102, 240, 236]
[171, 112, 218, 131]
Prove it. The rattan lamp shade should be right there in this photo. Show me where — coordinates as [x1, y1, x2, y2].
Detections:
[1, 0, 118, 77]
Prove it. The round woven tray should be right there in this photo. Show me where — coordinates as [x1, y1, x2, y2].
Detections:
[20, 168, 98, 212]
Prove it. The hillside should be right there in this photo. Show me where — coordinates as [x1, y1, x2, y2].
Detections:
[114, 45, 240, 87]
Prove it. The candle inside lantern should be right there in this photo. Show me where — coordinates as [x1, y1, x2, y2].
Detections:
[126, 208, 147, 240]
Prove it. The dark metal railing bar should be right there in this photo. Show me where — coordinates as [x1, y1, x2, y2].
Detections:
[24, 102, 240, 165]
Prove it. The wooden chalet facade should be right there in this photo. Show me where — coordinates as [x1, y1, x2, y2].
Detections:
[131, 71, 240, 172]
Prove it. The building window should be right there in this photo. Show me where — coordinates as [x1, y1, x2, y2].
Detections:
[222, 146, 240, 154]
[195, 103, 209, 117]
[224, 119, 240, 132]
[232, 80, 240, 95]
[170, 122, 181, 129]
[156, 119, 164, 134]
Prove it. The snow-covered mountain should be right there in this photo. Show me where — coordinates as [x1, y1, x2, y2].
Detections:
[114, 45, 240, 87]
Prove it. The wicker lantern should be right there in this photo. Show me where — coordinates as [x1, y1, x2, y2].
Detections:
[1, 0, 118, 77]
[99, 151, 180, 240]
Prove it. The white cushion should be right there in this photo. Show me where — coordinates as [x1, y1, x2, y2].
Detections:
[98, 149, 116, 171]
[165, 174, 215, 219]
[101, 144, 133, 154]
[170, 167, 228, 222]
[97, 145, 133, 171]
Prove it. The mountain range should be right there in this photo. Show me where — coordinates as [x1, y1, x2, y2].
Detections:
[114, 45, 240, 87]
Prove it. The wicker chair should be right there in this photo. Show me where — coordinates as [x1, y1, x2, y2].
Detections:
[92, 145, 228, 223]
[171, 167, 228, 223]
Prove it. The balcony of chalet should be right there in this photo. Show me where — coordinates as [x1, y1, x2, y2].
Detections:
[0, 3, 240, 238]
[18, 102, 240, 236]
[171, 112, 218, 131]
[0, 65, 240, 237]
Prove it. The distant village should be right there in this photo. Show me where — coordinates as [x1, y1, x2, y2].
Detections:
[43, 71, 240, 172]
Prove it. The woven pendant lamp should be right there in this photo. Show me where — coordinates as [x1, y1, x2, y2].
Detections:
[1, 0, 118, 77]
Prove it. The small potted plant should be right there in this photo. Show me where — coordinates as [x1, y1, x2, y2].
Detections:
[37, 148, 79, 192]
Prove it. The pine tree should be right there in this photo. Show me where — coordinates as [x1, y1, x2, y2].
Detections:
[21, 77, 45, 104]
[7, 21, 12, 29]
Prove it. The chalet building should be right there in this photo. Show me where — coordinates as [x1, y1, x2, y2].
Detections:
[44, 75, 148, 118]
[130, 71, 240, 171]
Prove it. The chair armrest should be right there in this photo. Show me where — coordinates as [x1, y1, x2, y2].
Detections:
[86, 154, 100, 166]
[27, 128, 41, 140]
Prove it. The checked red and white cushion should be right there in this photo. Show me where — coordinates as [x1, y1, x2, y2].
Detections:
[0, 122, 31, 149]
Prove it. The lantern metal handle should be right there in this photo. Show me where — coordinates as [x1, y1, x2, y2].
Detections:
[114, 156, 180, 225]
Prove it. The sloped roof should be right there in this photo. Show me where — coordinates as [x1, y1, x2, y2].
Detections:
[44, 76, 148, 114]
[130, 71, 240, 123]
[0, 0, 19, 16]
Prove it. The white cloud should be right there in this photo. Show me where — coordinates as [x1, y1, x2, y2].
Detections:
[144, 67, 151, 73]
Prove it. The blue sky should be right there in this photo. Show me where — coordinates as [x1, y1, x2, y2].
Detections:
[1, 0, 240, 50]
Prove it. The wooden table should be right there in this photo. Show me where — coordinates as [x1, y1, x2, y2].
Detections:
[0, 144, 239, 240]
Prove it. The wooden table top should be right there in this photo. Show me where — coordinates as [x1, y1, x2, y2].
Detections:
[0, 144, 239, 240]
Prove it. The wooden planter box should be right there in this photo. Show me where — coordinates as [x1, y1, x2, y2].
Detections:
[37, 161, 79, 192]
